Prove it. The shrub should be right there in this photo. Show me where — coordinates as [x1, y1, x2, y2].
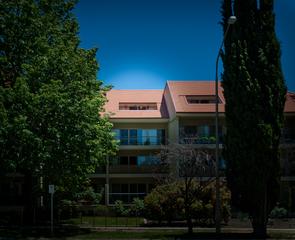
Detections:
[144, 183, 180, 224]
[130, 198, 145, 217]
[270, 206, 288, 218]
[59, 199, 78, 219]
[75, 187, 103, 204]
[144, 181, 231, 226]
[113, 200, 130, 217]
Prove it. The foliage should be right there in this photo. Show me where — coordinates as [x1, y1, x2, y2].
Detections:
[75, 187, 103, 205]
[144, 183, 180, 224]
[269, 206, 288, 219]
[221, 0, 286, 236]
[0, 0, 117, 221]
[113, 200, 130, 217]
[130, 198, 145, 217]
[144, 181, 231, 226]
[159, 143, 215, 233]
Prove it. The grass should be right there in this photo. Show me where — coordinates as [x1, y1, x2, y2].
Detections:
[65, 216, 145, 227]
[1, 228, 295, 239]
[67, 230, 184, 239]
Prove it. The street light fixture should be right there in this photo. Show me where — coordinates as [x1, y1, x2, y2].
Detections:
[215, 15, 236, 234]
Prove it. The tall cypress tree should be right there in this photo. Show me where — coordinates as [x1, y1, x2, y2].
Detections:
[221, 0, 286, 236]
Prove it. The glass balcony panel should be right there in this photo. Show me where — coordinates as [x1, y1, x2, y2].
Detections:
[130, 184, 137, 193]
[138, 184, 146, 193]
[115, 129, 165, 145]
[129, 156, 137, 165]
[129, 129, 137, 144]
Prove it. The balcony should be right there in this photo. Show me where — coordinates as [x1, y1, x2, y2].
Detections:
[118, 136, 165, 146]
[114, 129, 165, 147]
[95, 165, 167, 175]
[180, 136, 218, 144]
[179, 125, 223, 146]
[281, 131, 295, 145]
[109, 165, 162, 174]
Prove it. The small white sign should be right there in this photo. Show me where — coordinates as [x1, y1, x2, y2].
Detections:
[49, 185, 55, 194]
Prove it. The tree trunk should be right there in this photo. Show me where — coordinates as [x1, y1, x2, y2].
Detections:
[252, 216, 267, 238]
[185, 205, 193, 234]
[187, 217, 193, 234]
[23, 172, 35, 225]
[251, 189, 268, 238]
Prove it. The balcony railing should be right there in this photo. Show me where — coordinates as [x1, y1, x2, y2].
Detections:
[118, 136, 165, 145]
[109, 165, 161, 174]
[281, 134, 295, 144]
[95, 165, 167, 174]
[179, 136, 223, 144]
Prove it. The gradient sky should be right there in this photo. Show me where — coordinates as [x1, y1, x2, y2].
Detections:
[74, 0, 295, 91]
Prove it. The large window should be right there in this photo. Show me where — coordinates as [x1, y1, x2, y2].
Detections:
[110, 183, 149, 203]
[180, 125, 223, 144]
[111, 155, 160, 166]
[113, 129, 165, 145]
[186, 95, 220, 104]
[119, 103, 157, 110]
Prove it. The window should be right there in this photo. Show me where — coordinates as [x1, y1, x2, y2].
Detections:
[186, 95, 219, 104]
[119, 103, 157, 110]
[138, 184, 146, 193]
[129, 156, 137, 165]
[120, 156, 128, 165]
[112, 155, 159, 166]
[112, 184, 121, 193]
[130, 184, 137, 193]
[137, 155, 159, 166]
[183, 126, 197, 136]
[119, 129, 128, 145]
[129, 129, 137, 145]
[110, 183, 149, 204]
[198, 125, 210, 137]
[113, 129, 165, 145]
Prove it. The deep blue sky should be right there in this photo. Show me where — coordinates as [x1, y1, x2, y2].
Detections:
[74, 0, 295, 91]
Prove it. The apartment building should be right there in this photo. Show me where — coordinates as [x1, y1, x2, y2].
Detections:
[91, 80, 295, 206]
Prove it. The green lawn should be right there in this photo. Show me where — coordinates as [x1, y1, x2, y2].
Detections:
[66, 230, 184, 239]
[65, 216, 145, 227]
[2, 228, 295, 240]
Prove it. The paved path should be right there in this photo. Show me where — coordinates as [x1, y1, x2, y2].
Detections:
[82, 226, 295, 232]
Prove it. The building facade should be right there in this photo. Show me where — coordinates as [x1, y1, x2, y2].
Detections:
[90, 81, 295, 206]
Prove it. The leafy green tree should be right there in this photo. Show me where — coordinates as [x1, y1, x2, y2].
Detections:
[160, 143, 214, 233]
[144, 181, 231, 227]
[0, 0, 117, 221]
[221, 0, 286, 236]
[144, 183, 180, 225]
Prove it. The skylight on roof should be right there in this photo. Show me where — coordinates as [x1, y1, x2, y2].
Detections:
[186, 95, 220, 104]
[119, 103, 157, 110]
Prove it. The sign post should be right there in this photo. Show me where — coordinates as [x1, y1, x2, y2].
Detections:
[48, 185, 55, 236]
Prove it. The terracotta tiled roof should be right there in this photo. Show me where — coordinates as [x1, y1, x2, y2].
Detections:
[167, 81, 225, 113]
[285, 92, 295, 113]
[104, 90, 169, 119]
[104, 82, 295, 119]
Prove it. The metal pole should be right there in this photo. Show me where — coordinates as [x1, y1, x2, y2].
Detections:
[51, 193, 53, 235]
[215, 22, 232, 234]
[105, 156, 110, 205]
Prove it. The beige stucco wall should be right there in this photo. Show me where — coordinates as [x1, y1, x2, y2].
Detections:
[168, 117, 179, 144]
[164, 84, 176, 119]
[112, 122, 167, 129]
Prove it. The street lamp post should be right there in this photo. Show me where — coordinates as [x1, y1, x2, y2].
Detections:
[215, 15, 236, 234]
